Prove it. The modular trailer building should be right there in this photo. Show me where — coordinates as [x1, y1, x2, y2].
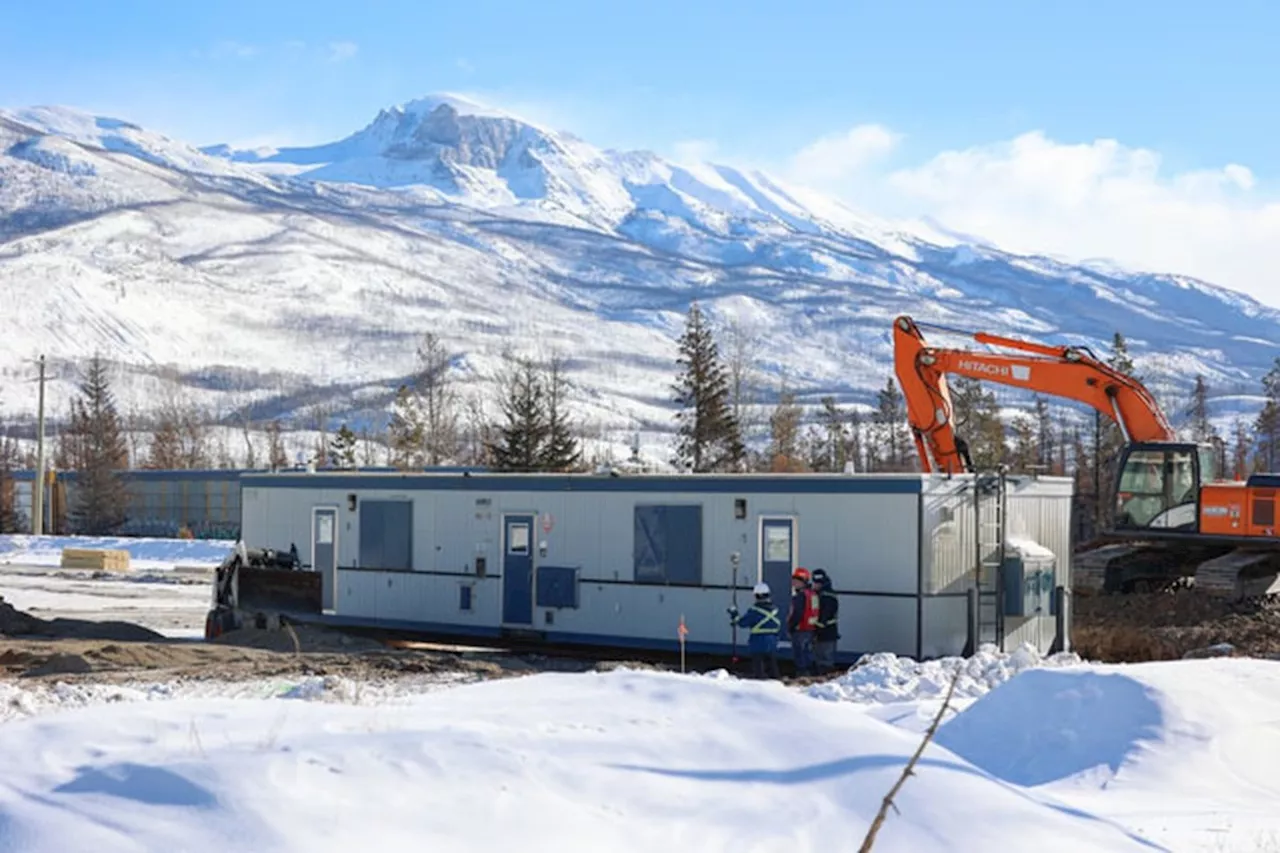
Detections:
[239, 470, 1074, 662]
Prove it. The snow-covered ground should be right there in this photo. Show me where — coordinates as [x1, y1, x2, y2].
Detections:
[0, 658, 1277, 851]
[0, 535, 229, 638]
[0, 565, 212, 638]
[0, 533, 1277, 848]
[0, 535, 234, 571]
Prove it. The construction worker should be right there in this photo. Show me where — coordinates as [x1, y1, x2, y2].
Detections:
[728, 582, 782, 679]
[811, 568, 840, 672]
[788, 567, 819, 676]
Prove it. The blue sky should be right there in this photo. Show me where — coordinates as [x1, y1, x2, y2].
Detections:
[3, 0, 1279, 305]
[0, 0, 1269, 165]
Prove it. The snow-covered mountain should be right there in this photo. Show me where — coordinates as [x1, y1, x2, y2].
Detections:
[1, 93, 1277, 458]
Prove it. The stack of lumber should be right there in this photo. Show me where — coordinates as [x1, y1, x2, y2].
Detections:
[60, 548, 131, 572]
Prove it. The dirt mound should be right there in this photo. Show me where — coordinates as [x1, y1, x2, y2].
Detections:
[1072, 592, 1280, 661]
[0, 595, 168, 643]
[21, 653, 93, 678]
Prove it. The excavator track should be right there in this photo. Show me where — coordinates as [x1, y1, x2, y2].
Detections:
[1074, 539, 1280, 599]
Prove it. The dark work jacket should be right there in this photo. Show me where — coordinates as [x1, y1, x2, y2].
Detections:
[816, 587, 839, 641]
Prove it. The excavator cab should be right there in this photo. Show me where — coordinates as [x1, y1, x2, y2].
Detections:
[1113, 441, 1220, 533]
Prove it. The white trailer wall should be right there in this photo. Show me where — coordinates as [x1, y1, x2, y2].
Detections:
[240, 471, 1073, 659]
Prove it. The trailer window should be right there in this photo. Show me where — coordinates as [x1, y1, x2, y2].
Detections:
[633, 505, 703, 586]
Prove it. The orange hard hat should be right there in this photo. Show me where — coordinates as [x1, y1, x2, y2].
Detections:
[792, 567, 810, 582]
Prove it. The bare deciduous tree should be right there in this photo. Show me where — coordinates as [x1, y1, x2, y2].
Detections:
[414, 332, 461, 465]
[146, 389, 212, 470]
[720, 316, 764, 447]
[767, 377, 805, 472]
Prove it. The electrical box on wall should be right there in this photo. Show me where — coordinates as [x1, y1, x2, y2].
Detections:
[1001, 544, 1056, 617]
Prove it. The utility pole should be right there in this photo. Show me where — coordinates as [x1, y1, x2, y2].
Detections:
[33, 355, 46, 537]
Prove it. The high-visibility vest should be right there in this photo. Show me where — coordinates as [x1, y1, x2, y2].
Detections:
[749, 605, 781, 634]
[796, 589, 819, 632]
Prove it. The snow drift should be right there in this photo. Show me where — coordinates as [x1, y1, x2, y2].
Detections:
[0, 668, 1158, 852]
[936, 658, 1280, 850]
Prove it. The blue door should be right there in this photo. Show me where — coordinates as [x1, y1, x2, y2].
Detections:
[760, 518, 795, 638]
[502, 515, 535, 625]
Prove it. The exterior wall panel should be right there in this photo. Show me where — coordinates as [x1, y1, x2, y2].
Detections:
[239, 472, 1070, 660]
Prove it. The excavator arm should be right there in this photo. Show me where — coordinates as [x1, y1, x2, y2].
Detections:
[893, 315, 1176, 474]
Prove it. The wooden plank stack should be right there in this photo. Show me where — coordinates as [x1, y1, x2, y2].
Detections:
[60, 548, 131, 572]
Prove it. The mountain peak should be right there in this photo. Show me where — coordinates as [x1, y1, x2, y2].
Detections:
[388, 93, 520, 123]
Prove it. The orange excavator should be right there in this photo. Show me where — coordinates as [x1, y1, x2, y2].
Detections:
[893, 314, 1280, 596]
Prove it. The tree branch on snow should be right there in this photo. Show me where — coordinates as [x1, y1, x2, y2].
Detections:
[858, 665, 961, 853]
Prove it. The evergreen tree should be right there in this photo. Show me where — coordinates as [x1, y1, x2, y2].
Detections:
[70, 355, 130, 535]
[948, 376, 1004, 469]
[488, 355, 551, 472]
[671, 302, 744, 472]
[811, 395, 850, 472]
[1033, 395, 1055, 470]
[1255, 357, 1280, 472]
[539, 353, 581, 472]
[1108, 331, 1136, 375]
[874, 377, 911, 471]
[1184, 375, 1216, 443]
[329, 424, 358, 469]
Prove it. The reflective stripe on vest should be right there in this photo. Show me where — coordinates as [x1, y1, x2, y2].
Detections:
[749, 605, 781, 634]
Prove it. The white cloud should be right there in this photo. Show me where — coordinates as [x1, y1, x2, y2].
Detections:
[788, 124, 900, 184]
[782, 126, 1280, 308]
[328, 41, 359, 63]
[670, 139, 719, 165]
[456, 58, 475, 74]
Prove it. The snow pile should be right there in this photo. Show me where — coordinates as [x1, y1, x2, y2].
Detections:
[0, 672, 482, 723]
[0, 669, 1157, 852]
[0, 535, 234, 570]
[935, 658, 1280, 851]
[807, 642, 1084, 705]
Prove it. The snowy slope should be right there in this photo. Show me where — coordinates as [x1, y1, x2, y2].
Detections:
[936, 658, 1280, 851]
[2, 94, 1278, 453]
[0, 668, 1159, 852]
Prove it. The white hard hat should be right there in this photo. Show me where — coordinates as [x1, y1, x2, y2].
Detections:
[753, 582, 771, 596]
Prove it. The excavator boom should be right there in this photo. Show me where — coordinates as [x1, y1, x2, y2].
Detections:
[892, 314, 1279, 599]
[893, 315, 1175, 474]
